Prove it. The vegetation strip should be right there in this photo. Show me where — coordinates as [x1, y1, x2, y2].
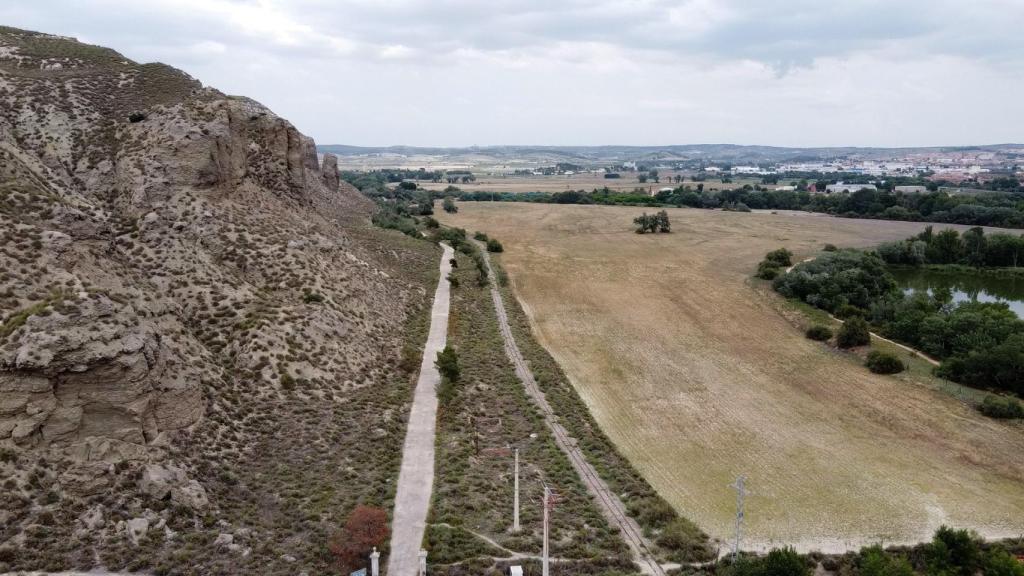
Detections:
[476, 241, 668, 576]
[386, 244, 455, 576]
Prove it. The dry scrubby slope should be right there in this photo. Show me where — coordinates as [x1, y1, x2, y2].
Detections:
[0, 27, 438, 573]
[439, 202, 1024, 553]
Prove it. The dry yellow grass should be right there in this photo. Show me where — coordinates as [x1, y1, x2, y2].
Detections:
[438, 202, 1024, 553]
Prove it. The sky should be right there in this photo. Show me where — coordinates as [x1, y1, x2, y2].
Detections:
[3, 0, 1023, 148]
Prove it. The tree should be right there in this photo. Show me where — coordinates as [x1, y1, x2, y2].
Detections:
[442, 196, 458, 213]
[926, 526, 983, 576]
[328, 506, 390, 572]
[858, 545, 914, 576]
[926, 229, 963, 264]
[435, 345, 460, 382]
[655, 210, 671, 233]
[399, 181, 417, 190]
[837, 316, 871, 348]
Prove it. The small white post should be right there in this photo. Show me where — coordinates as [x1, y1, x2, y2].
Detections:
[370, 547, 380, 576]
[418, 548, 427, 576]
[513, 448, 521, 533]
[542, 486, 551, 576]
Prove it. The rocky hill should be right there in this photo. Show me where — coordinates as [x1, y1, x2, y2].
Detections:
[0, 26, 438, 573]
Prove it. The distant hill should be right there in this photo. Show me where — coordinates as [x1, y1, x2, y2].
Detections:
[320, 143, 1024, 167]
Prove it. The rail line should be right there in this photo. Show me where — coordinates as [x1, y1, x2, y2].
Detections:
[477, 243, 667, 576]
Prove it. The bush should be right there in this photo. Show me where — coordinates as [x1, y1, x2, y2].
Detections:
[485, 238, 503, 253]
[756, 261, 781, 280]
[128, 111, 146, 123]
[823, 243, 838, 252]
[442, 196, 458, 213]
[835, 304, 865, 319]
[473, 231, 488, 241]
[398, 181, 417, 190]
[435, 345, 460, 382]
[656, 518, 712, 561]
[865, 350, 905, 374]
[764, 248, 793, 267]
[837, 316, 871, 348]
[805, 325, 832, 341]
[978, 395, 1024, 419]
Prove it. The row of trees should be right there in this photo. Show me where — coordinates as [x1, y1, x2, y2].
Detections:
[773, 249, 1024, 397]
[878, 226, 1024, 267]
[444, 183, 1024, 229]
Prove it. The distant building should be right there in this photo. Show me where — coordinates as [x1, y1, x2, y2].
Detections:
[774, 185, 796, 192]
[894, 185, 927, 194]
[826, 182, 877, 194]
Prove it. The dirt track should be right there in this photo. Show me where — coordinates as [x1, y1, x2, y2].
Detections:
[477, 243, 666, 576]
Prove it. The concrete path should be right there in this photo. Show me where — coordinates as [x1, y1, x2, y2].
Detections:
[387, 243, 454, 576]
[476, 244, 667, 576]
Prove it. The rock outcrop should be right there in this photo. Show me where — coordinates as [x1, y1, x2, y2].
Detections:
[321, 152, 339, 190]
[0, 26, 437, 573]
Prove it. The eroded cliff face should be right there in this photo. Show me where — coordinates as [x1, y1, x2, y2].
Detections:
[0, 27, 436, 572]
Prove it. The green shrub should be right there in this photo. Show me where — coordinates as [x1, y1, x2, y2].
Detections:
[805, 325, 832, 341]
[978, 395, 1024, 419]
[837, 317, 871, 348]
[834, 304, 865, 319]
[865, 350, 905, 374]
[435, 345, 460, 382]
[823, 243, 838, 252]
[656, 518, 712, 561]
[756, 261, 781, 280]
[302, 291, 324, 304]
[485, 238, 503, 253]
[473, 231, 488, 241]
[764, 248, 793, 267]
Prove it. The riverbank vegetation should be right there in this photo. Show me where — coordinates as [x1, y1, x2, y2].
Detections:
[708, 527, 1024, 576]
[771, 248, 1024, 405]
[878, 226, 1024, 269]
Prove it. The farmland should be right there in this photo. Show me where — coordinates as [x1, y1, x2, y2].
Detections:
[437, 202, 1024, 553]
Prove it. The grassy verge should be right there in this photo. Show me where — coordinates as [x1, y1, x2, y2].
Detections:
[427, 249, 634, 575]
[492, 253, 716, 564]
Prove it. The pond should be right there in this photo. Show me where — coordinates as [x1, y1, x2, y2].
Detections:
[889, 267, 1024, 318]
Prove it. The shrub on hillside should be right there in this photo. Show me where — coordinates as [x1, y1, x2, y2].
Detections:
[837, 317, 871, 348]
[978, 395, 1024, 419]
[486, 238, 504, 252]
[865, 350, 905, 374]
[823, 243, 838, 252]
[473, 231, 488, 241]
[805, 325, 832, 341]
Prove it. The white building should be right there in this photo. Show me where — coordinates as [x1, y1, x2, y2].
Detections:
[826, 182, 877, 193]
[894, 185, 927, 194]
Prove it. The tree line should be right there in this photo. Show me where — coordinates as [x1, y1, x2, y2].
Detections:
[877, 226, 1024, 268]
[442, 184, 1024, 229]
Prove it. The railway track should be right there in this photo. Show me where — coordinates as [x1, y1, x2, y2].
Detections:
[477, 244, 667, 576]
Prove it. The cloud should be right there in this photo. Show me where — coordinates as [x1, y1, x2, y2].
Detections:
[1, 0, 1022, 146]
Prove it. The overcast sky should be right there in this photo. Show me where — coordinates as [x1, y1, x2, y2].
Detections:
[3, 0, 1023, 147]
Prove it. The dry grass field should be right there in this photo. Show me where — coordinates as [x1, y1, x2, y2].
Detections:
[437, 203, 1024, 553]
[418, 173, 758, 194]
